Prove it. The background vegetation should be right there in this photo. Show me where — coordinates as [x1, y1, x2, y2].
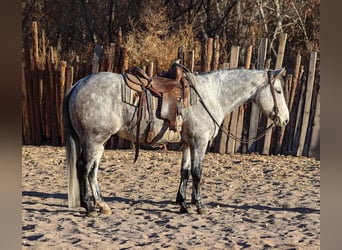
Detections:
[22, 0, 320, 72]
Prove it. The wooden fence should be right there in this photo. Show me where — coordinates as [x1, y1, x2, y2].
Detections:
[22, 22, 320, 158]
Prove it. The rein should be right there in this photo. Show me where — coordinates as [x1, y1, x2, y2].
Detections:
[189, 70, 281, 144]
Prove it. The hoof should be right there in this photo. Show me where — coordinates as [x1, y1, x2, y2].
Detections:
[197, 206, 209, 215]
[179, 202, 191, 213]
[87, 210, 98, 217]
[96, 202, 112, 216]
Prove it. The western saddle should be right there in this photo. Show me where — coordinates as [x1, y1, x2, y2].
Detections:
[122, 63, 193, 161]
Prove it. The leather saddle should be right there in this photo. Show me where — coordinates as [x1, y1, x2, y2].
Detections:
[123, 64, 191, 162]
[123, 66, 183, 131]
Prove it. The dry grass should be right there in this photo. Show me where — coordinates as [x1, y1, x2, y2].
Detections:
[125, 7, 200, 74]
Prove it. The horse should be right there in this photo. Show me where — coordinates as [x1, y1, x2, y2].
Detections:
[62, 67, 289, 216]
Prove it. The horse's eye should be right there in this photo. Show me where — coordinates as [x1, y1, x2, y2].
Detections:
[275, 87, 282, 94]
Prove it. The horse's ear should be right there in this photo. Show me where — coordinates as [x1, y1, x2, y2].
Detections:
[272, 68, 286, 78]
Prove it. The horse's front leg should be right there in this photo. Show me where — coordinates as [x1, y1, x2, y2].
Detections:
[176, 146, 192, 213]
[191, 142, 209, 214]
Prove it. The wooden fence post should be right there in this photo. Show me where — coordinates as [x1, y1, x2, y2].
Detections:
[285, 59, 303, 154]
[217, 63, 230, 154]
[263, 32, 287, 155]
[296, 52, 317, 156]
[119, 47, 129, 73]
[147, 61, 154, 77]
[107, 43, 116, 72]
[309, 90, 320, 158]
[31, 21, 42, 144]
[226, 46, 240, 154]
[59, 65, 74, 144]
[178, 46, 185, 64]
[240, 45, 253, 153]
[58, 61, 67, 143]
[114, 27, 123, 73]
[212, 35, 220, 70]
[248, 38, 267, 152]
[292, 67, 306, 155]
[22, 62, 32, 144]
[201, 38, 213, 72]
[245, 45, 253, 69]
[187, 50, 195, 72]
[92, 44, 103, 73]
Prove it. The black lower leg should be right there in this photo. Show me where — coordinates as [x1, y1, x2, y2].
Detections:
[176, 168, 191, 213]
[191, 165, 207, 214]
[77, 160, 94, 214]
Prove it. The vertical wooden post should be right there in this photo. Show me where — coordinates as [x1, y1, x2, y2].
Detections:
[32, 22, 39, 66]
[182, 51, 188, 68]
[47, 47, 58, 145]
[114, 27, 123, 73]
[58, 61, 67, 143]
[226, 46, 240, 154]
[23, 38, 35, 144]
[107, 43, 116, 72]
[285, 63, 303, 154]
[245, 45, 253, 69]
[187, 50, 195, 72]
[263, 33, 287, 155]
[289, 53, 302, 113]
[92, 44, 103, 73]
[297, 52, 317, 156]
[248, 38, 267, 152]
[31, 21, 42, 144]
[292, 67, 306, 155]
[308, 90, 320, 158]
[146, 61, 154, 77]
[212, 35, 220, 70]
[240, 45, 253, 153]
[65, 66, 74, 93]
[217, 63, 230, 154]
[201, 38, 213, 72]
[275, 33, 287, 69]
[119, 47, 129, 73]
[59, 65, 74, 145]
[178, 45, 185, 64]
[22, 63, 32, 144]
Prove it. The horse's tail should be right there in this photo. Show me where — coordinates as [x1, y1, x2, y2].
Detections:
[62, 85, 80, 208]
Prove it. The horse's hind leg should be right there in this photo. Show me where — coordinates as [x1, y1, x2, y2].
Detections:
[77, 149, 96, 216]
[78, 143, 110, 217]
[88, 145, 112, 216]
[176, 146, 192, 213]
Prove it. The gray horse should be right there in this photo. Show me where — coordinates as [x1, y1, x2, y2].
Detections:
[62, 68, 289, 216]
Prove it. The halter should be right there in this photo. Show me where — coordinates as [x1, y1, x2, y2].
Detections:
[268, 70, 280, 121]
[190, 70, 283, 144]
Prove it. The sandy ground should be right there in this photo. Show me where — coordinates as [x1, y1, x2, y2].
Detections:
[22, 146, 320, 249]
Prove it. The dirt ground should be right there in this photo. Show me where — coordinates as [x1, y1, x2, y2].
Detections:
[22, 146, 320, 249]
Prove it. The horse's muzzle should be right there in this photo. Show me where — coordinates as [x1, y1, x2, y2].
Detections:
[273, 114, 288, 127]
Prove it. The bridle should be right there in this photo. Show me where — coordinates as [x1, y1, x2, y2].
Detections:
[268, 70, 280, 122]
[190, 70, 283, 144]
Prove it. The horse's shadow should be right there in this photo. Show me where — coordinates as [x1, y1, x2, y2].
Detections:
[207, 202, 320, 214]
[22, 191, 67, 200]
[22, 191, 320, 215]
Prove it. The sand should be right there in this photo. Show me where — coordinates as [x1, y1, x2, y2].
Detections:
[22, 146, 320, 249]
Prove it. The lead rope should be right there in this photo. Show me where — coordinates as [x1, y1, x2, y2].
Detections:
[188, 74, 276, 144]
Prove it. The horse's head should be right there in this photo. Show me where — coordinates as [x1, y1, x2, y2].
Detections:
[255, 68, 289, 127]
